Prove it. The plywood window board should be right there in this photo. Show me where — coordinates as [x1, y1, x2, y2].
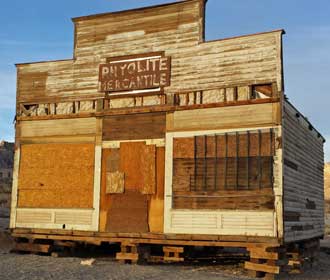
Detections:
[105, 148, 125, 194]
[17, 143, 95, 209]
[119, 142, 156, 194]
[141, 145, 156, 195]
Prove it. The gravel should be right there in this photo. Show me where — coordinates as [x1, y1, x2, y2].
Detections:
[1, 214, 330, 280]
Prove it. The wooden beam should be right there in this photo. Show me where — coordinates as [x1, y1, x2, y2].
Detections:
[245, 261, 280, 274]
[224, 133, 228, 190]
[258, 129, 262, 189]
[203, 135, 207, 191]
[247, 131, 250, 189]
[214, 134, 218, 191]
[14, 243, 51, 254]
[11, 230, 281, 245]
[236, 132, 239, 190]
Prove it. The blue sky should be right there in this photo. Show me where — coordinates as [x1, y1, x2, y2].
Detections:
[0, 0, 329, 161]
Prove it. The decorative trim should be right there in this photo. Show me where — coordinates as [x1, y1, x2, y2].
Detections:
[15, 208, 94, 231]
[92, 145, 102, 231]
[9, 148, 20, 229]
[167, 210, 275, 236]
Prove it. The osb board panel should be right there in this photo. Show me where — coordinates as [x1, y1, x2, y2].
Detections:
[20, 118, 97, 138]
[106, 171, 124, 194]
[149, 147, 165, 233]
[141, 145, 156, 195]
[106, 191, 149, 233]
[120, 142, 145, 191]
[171, 103, 276, 132]
[17, 143, 95, 208]
[120, 142, 156, 192]
[283, 102, 324, 242]
[103, 113, 166, 141]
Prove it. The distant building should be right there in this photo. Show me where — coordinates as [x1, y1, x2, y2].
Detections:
[325, 163, 330, 233]
[0, 141, 14, 208]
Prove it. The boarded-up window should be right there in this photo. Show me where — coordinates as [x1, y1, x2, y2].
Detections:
[172, 129, 275, 210]
[17, 143, 95, 209]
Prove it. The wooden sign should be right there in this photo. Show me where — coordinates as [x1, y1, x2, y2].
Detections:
[99, 53, 171, 93]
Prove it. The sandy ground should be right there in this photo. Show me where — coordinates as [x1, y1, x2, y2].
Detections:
[0, 213, 330, 280]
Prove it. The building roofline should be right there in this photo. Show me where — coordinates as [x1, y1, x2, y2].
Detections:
[15, 58, 74, 67]
[285, 97, 326, 143]
[204, 29, 285, 44]
[71, 0, 204, 23]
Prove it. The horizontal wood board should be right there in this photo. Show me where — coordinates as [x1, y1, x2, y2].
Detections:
[282, 101, 324, 242]
[19, 118, 97, 138]
[170, 103, 278, 132]
[103, 112, 166, 141]
[16, 0, 283, 104]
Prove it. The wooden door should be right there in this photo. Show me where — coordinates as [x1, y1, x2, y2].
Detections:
[99, 142, 164, 233]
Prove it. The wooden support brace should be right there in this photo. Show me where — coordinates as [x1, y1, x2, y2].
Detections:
[116, 242, 140, 264]
[245, 261, 280, 274]
[246, 246, 288, 278]
[14, 242, 51, 254]
[163, 246, 184, 263]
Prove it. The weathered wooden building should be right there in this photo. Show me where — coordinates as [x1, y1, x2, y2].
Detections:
[10, 0, 325, 278]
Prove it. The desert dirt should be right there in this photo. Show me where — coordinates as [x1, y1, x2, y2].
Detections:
[325, 163, 330, 201]
[1, 214, 330, 280]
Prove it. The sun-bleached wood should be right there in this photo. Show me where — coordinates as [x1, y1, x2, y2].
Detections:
[9, 148, 20, 229]
[169, 103, 279, 132]
[20, 118, 97, 138]
[15, 208, 94, 231]
[16, 0, 283, 108]
[282, 101, 324, 242]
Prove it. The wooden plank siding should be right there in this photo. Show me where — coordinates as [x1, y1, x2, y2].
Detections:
[103, 113, 166, 141]
[15, 0, 284, 107]
[19, 118, 97, 138]
[282, 101, 325, 242]
[172, 131, 276, 211]
[169, 103, 280, 132]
